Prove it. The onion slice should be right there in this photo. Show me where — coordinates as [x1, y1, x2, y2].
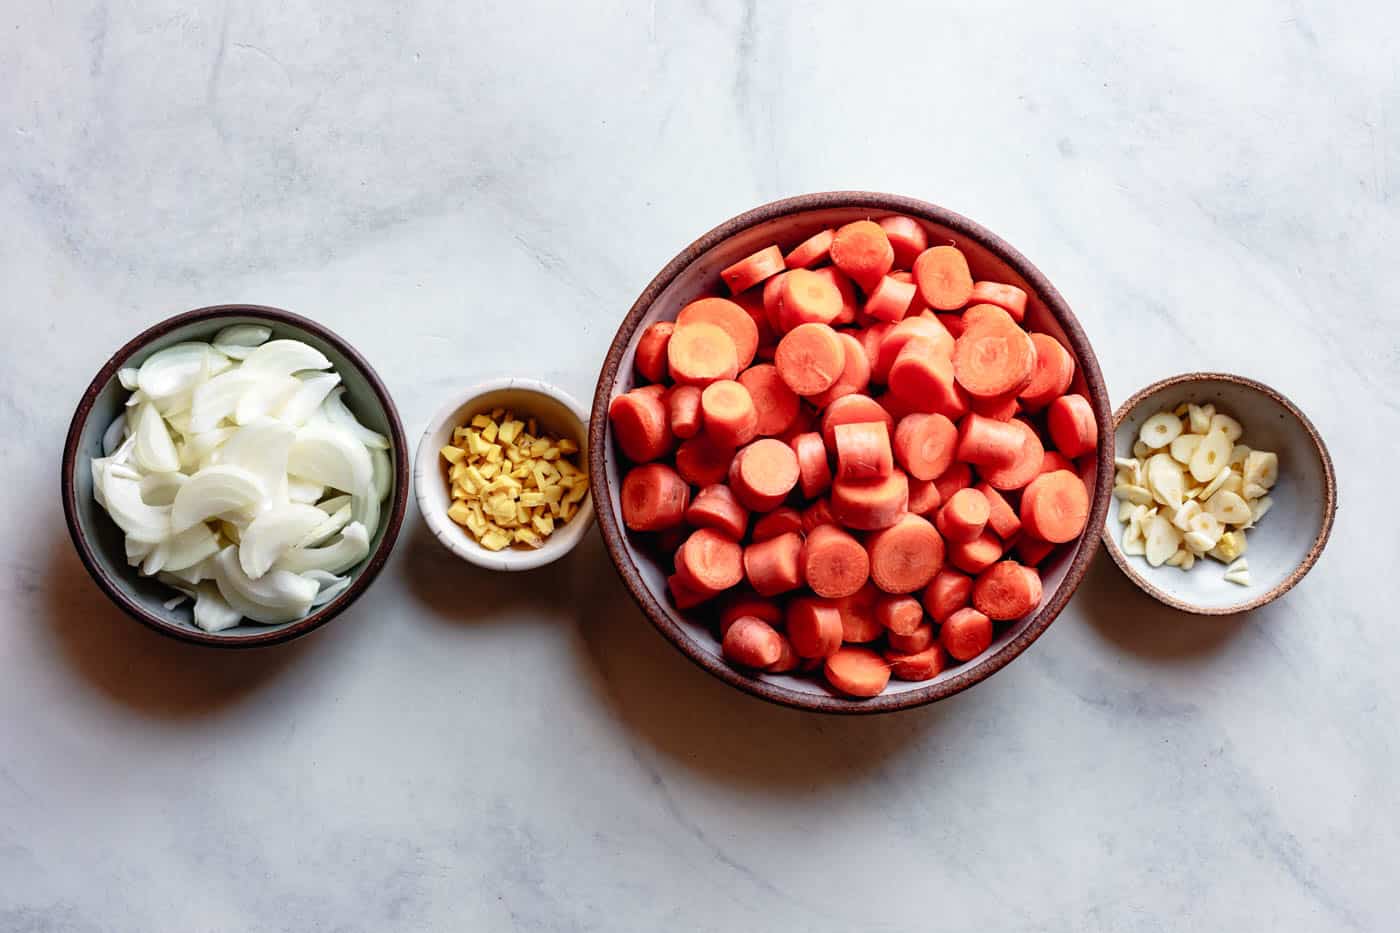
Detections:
[140, 471, 187, 507]
[133, 402, 181, 474]
[118, 367, 140, 390]
[136, 342, 213, 399]
[214, 418, 295, 505]
[212, 324, 272, 360]
[320, 387, 390, 450]
[240, 339, 332, 377]
[164, 523, 221, 573]
[288, 476, 325, 504]
[300, 501, 351, 547]
[211, 546, 318, 624]
[191, 582, 244, 632]
[102, 413, 128, 456]
[239, 504, 328, 579]
[274, 521, 369, 575]
[288, 424, 372, 496]
[278, 372, 341, 426]
[102, 467, 173, 543]
[303, 570, 353, 606]
[171, 464, 266, 533]
[234, 375, 299, 425]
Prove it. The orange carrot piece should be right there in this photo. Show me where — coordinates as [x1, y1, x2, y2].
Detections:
[948, 530, 1003, 575]
[668, 322, 740, 386]
[933, 461, 972, 502]
[874, 315, 953, 384]
[721, 244, 784, 294]
[865, 512, 944, 594]
[1037, 450, 1075, 476]
[886, 644, 946, 681]
[674, 434, 733, 487]
[978, 419, 1046, 491]
[738, 363, 800, 437]
[669, 573, 719, 610]
[779, 268, 843, 329]
[888, 337, 963, 415]
[686, 483, 749, 540]
[968, 281, 1028, 322]
[834, 420, 894, 482]
[800, 524, 870, 599]
[719, 593, 783, 635]
[1016, 534, 1056, 567]
[891, 270, 929, 316]
[749, 506, 800, 542]
[810, 332, 872, 409]
[609, 389, 674, 463]
[811, 266, 859, 325]
[824, 646, 891, 697]
[787, 597, 844, 658]
[728, 437, 800, 512]
[877, 215, 929, 270]
[820, 394, 894, 450]
[800, 497, 834, 534]
[767, 634, 800, 673]
[956, 413, 1025, 467]
[634, 321, 673, 383]
[1045, 394, 1097, 459]
[876, 593, 925, 635]
[969, 391, 1020, 421]
[952, 307, 1036, 398]
[674, 527, 744, 594]
[742, 531, 804, 596]
[936, 313, 965, 338]
[722, 616, 783, 668]
[975, 483, 1022, 540]
[830, 470, 909, 531]
[888, 622, 935, 654]
[973, 560, 1041, 621]
[668, 384, 703, 439]
[761, 270, 790, 334]
[892, 412, 957, 480]
[791, 431, 833, 499]
[775, 322, 845, 396]
[912, 245, 973, 310]
[907, 477, 943, 516]
[856, 322, 894, 373]
[940, 607, 993, 662]
[774, 402, 817, 448]
[834, 583, 883, 643]
[700, 379, 758, 448]
[784, 228, 836, 269]
[732, 288, 776, 354]
[620, 463, 690, 532]
[923, 568, 972, 623]
[831, 220, 895, 291]
[936, 487, 990, 545]
[1020, 470, 1089, 543]
[1018, 333, 1075, 410]
[678, 297, 761, 370]
[863, 275, 917, 323]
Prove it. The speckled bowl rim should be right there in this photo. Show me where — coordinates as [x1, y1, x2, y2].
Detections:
[589, 190, 1115, 714]
[60, 304, 411, 648]
[1100, 371, 1337, 616]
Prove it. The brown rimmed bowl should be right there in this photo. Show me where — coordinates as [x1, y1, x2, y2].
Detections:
[1101, 372, 1336, 615]
[590, 191, 1114, 713]
[61, 304, 410, 647]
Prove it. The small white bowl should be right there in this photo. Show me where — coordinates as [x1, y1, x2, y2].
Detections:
[1101, 372, 1336, 614]
[414, 378, 594, 572]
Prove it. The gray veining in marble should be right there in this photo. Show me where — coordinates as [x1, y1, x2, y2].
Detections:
[2, 2, 1397, 930]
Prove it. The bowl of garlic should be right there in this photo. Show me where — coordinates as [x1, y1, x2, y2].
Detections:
[1101, 373, 1335, 614]
[61, 305, 409, 646]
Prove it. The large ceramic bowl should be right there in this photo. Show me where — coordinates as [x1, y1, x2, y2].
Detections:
[590, 192, 1115, 713]
[61, 304, 409, 647]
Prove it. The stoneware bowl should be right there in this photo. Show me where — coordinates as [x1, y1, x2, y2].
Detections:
[415, 378, 594, 571]
[61, 304, 410, 647]
[1101, 372, 1336, 614]
[590, 191, 1115, 714]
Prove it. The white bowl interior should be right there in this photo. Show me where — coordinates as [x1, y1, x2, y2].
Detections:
[415, 381, 594, 571]
[1103, 377, 1330, 612]
[602, 207, 1101, 699]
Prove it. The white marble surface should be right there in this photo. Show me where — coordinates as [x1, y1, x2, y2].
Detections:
[2, 1, 1395, 930]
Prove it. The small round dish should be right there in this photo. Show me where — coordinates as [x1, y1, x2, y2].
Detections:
[415, 378, 594, 572]
[1101, 372, 1336, 614]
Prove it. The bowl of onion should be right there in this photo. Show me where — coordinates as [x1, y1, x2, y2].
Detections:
[61, 304, 409, 647]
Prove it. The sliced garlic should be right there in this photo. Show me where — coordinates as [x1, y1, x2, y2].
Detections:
[1183, 510, 1223, 552]
[1114, 483, 1153, 505]
[1206, 490, 1251, 525]
[1146, 454, 1186, 509]
[1189, 429, 1231, 483]
[1132, 440, 1151, 459]
[1139, 413, 1183, 450]
[1121, 521, 1147, 556]
[1171, 499, 1203, 532]
[1243, 450, 1278, 490]
[1209, 413, 1244, 442]
[1144, 514, 1182, 567]
[1169, 433, 1202, 465]
[1187, 403, 1214, 434]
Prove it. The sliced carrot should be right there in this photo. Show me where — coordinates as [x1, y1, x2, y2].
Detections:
[907, 477, 943, 516]
[834, 421, 894, 482]
[875, 390, 917, 423]
[669, 573, 719, 609]
[830, 220, 895, 291]
[674, 527, 744, 594]
[791, 431, 833, 499]
[667, 384, 703, 439]
[685, 484, 749, 540]
[876, 594, 925, 635]
[767, 634, 800, 673]
[830, 470, 909, 531]
[865, 512, 944, 594]
[1018, 333, 1075, 410]
[956, 413, 1024, 467]
[961, 303, 1006, 330]
[620, 463, 690, 532]
[731, 288, 776, 357]
[886, 644, 946, 682]
[856, 322, 894, 373]
[891, 270, 929, 315]
[824, 646, 891, 697]
[1037, 450, 1075, 476]
[1045, 394, 1097, 459]
[800, 524, 870, 598]
[774, 401, 817, 448]
[952, 307, 1036, 398]
[933, 461, 972, 502]
[978, 419, 1045, 491]
[752, 507, 802, 542]
[1020, 470, 1089, 543]
[923, 568, 972, 623]
[892, 412, 957, 481]
[785, 228, 836, 269]
[1016, 534, 1056, 567]
[735, 363, 800, 439]
[912, 245, 973, 310]
[810, 332, 872, 408]
[1021, 564, 1044, 606]
[801, 497, 835, 534]
[863, 275, 917, 323]
[874, 315, 953, 384]
[668, 322, 740, 386]
[609, 389, 674, 463]
[678, 297, 760, 370]
[722, 616, 783, 668]
[969, 391, 1020, 422]
[774, 323, 845, 396]
[877, 215, 930, 270]
[700, 379, 758, 448]
[940, 607, 993, 662]
[948, 530, 1003, 574]
[787, 598, 844, 658]
[779, 268, 843, 329]
[811, 266, 859, 325]
[742, 531, 804, 597]
[820, 393, 894, 450]
[888, 622, 935, 654]
[728, 437, 800, 512]
[973, 560, 1041, 621]
[936, 313, 965, 338]
[975, 483, 1022, 540]
[761, 270, 790, 334]
[936, 487, 990, 544]
[719, 593, 784, 635]
[968, 281, 1028, 322]
[721, 244, 784, 294]
[888, 338, 964, 416]
[634, 321, 673, 383]
[834, 583, 883, 643]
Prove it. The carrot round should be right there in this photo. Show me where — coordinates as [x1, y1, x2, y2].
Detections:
[940, 607, 993, 662]
[779, 268, 843, 329]
[961, 303, 1007, 330]
[975, 483, 1022, 540]
[886, 644, 946, 682]
[674, 527, 744, 594]
[952, 308, 1036, 398]
[787, 598, 844, 658]
[912, 245, 973, 310]
[774, 402, 817, 447]
[609, 389, 674, 463]
[875, 390, 918, 423]
[668, 384, 703, 439]
[948, 530, 1003, 574]
[767, 634, 800, 673]
[863, 275, 917, 323]
[738, 363, 800, 437]
[731, 289, 776, 356]
[820, 394, 893, 450]
[977, 419, 1045, 492]
[865, 512, 944, 593]
[1045, 394, 1097, 459]
[762, 270, 790, 334]
[674, 433, 733, 487]
[800, 524, 870, 599]
[791, 431, 833, 499]
[742, 531, 804, 597]
[923, 568, 972, 623]
[810, 332, 871, 408]
[700, 379, 758, 448]
[1020, 470, 1089, 543]
[823, 646, 891, 697]
[856, 322, 893, 373]
[722, 616, 783, 668]
[892, 412, 957, 480]
[877, 215, 929, 270]
[634, 321, 673, 383]
[1037, 450, 1075, 477]
[801, 497, 835, 534]
[888, 338, 963, 415]
[834, 584, 883, 643]
[1016, 534, 1056, 567]
[719, 593, 783, 635]
[830, 220, 895, 291]
[1018, 333, 1075, 410]
[685, 483, 749, 540]
[874, 315, 953, 384]
[669, 573, 718, 610]
[932, 461, 972, 503]
[785, 228, 836, 269]
[936, 313, 965, 338]
[973, 560, 1042, 621]
[620, 463, 690, 532]
[907, 477, 943, 516]
[830, 470, 909, 531]
[728, 437, 800, 512]
[775, 323, 845, 396]
[967, 281, 1028, 322]
[888, 622, 935, 654]
[678, 297, 760, 370]
[969, 391, 1020, 422]
[935, 487, 990, 544]
[668, 322, 740, 386]
[721, 244, 785, 294]
[876, 594, 925, 635]
[811, 266, 859, 325]
[752, 506, 803, 542]
[956, 413, 1025, 467]
[834, 421, 893, 482]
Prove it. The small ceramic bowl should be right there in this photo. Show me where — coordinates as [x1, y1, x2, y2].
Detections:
[61, 304, 410, 647]
[415, 378, 594, 572]
[1101, 372, 1336, 614]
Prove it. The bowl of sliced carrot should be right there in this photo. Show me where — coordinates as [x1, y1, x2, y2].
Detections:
[590, 192, 1113, 713]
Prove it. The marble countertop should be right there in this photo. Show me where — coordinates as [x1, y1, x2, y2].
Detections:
[2, 2, 1394, 930]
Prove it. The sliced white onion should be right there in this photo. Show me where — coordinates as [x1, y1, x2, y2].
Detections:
[352, 487, 380, 542]
[125, 535, 153, 566]
[317, 494, 351, 514]
[164, 523, 221, 573]
[189, 370, 258, 434]
[117, 367, 140, 390]
[214, 418, 295, 504]
[277, 372, 341, 426]
[300, 502, 351, 547]
[370, 447, 392, 502]
[181, 426, 235, 472]
[192, 581, 245, 632]
[162, 594, 190, 611]
[102, 468, 173, 543]
[136, 342, 213, 399]
[140, 470, 187, 507]
[171, 464, 266, 533]
[288, 476, 325, 504]
[91, 436, 135, 509]
[141, 540, 171, 575]
[234, 374, 299, 426]
[288, 424, 371, 496]
[102, 413, 128, 456]
[321, 387, 390, 449]
[126, 389, 147, 408]
[303, 570, 353, 607]
[239, 504, 328, 579]
[211, 546, 318, 624]
[212, 324, 273, 360]
[274, 521, 369, 575]
[240, 339, 331, 377]
[133, 402, 181, 474]
[159, 557, 213, 586]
